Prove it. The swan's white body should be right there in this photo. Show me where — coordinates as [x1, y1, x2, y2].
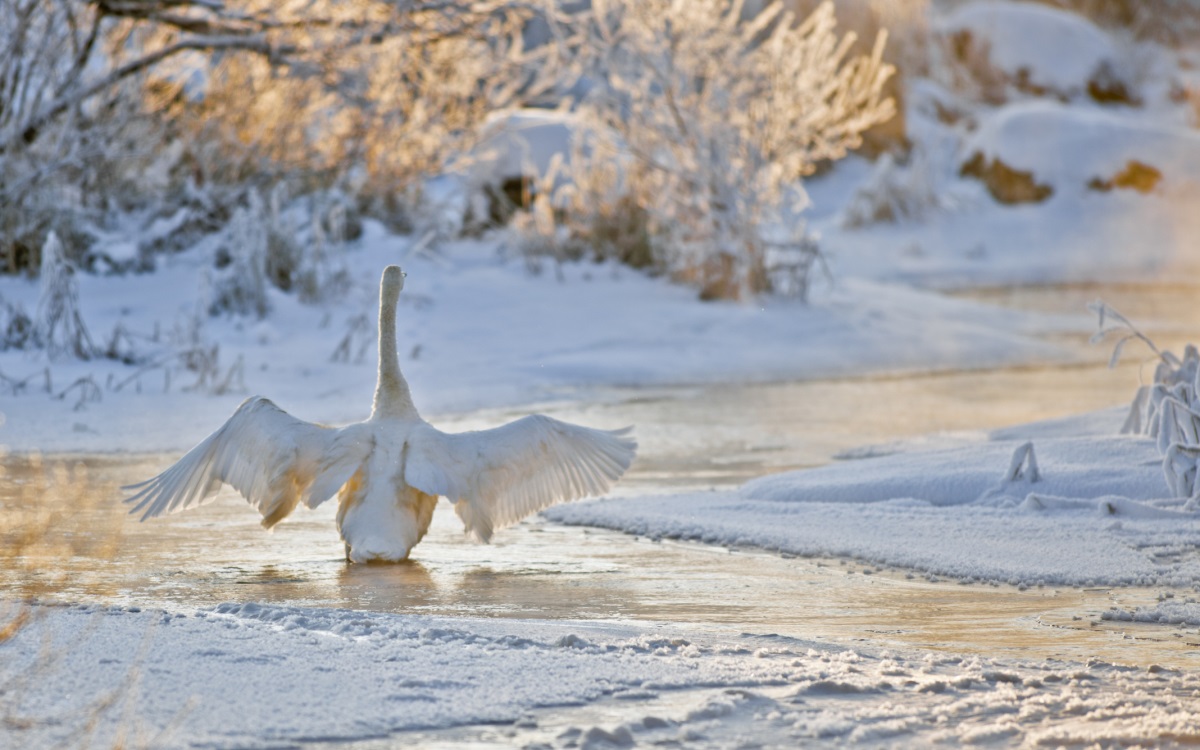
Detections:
[125, 266, 636, 562]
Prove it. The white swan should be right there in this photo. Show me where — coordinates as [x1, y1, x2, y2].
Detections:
[124, 266, 637, 562]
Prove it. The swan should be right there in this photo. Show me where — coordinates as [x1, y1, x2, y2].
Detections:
[124, 265, 637, 562]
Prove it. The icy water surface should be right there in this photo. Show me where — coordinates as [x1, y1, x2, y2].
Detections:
[5, 283, 1200, 670]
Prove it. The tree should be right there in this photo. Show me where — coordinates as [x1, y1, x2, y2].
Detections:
[1, 0, 560, 272]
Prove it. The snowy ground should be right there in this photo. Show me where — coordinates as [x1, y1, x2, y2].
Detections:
[548, 408, 1200, 589]
[5, 601, 1200, 750]
[0, 225, 1076, 455]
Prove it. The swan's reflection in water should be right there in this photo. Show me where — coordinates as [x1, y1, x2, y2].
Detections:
[336, 559, 438, 606]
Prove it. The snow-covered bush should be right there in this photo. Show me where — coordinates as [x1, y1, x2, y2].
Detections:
[0, 300, 33, 352]
[1120, 344, 1200, 504]
[2, 0, 564, 283]
[32, 232, 95, 360]
[250, 185, 351, 304]
[209, 197, 270, 319]
[296, 196, 355, 304]
[507, 123, 660, 274]
[207, 188, 361, 316]
[173, 2, 562, 228]
[1094, 302, 1200, 505]
[842, 147, 956, 226]
[0, 2, 172, 275]
[781, 0, 932, 154]
[540, 0, 894, 300]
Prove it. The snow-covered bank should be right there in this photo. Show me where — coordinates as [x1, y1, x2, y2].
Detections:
[0, 231, 1073, 454]
[547, 408, 1200, 588]
[4, 601, 1199, 750]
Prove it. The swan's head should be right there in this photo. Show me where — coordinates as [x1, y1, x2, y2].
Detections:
[381, 265, 406, 300]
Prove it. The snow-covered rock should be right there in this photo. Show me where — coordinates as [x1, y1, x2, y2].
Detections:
[460, 109, 588, 224]
[962, 100, 1200, 195]
[939, 2, 1129, 101]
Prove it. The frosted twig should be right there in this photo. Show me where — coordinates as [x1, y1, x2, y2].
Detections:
[1003, 441, 1040, 483]
[55, 376, 101, 410]
[1088, 300, 1176, 369]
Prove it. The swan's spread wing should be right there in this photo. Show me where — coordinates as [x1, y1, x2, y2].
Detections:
[405, 416, 636, 542]
[124, 397, 370, 528]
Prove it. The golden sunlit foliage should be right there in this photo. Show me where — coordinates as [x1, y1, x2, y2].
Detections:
[158, 1, 561, 206]
[2, 0, 904, 301]
[518, 0, 896, 300]
[1, 0, 558, 270]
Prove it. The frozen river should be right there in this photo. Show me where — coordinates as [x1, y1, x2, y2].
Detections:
[6, 283, 1200, 675]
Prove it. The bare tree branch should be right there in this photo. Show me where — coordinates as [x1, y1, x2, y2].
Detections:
[9, 33, 290, 152]
[4, 0, 528, 154]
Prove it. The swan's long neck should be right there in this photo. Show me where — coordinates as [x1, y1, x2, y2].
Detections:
[372, 269, 416, 420]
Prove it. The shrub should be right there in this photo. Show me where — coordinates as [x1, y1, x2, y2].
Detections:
[0, 2, 173, 275]
[842, 147, 956, 227]
[1094, 302, 1200, 505]
[534, 0, 895, 301]
[208, 196, 270, 319]
[1, 1, 564, 282]
[33, 232, 96, 360]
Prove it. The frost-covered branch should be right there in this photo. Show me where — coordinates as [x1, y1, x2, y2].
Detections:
[9, 33, 286, 153]
[1097, 301, 1200, 503]
[3, 0, 526, 155]
[2, 0, 560, 278]
[1089, 300, 1175, 370]
[524, 0, 895, 300]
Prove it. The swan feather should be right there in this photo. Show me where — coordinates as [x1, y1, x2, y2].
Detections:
[123, 397, 370, 528]
[405, 416, 637, 542]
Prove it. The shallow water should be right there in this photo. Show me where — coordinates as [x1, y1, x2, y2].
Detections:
[5, 283, 1200, 669]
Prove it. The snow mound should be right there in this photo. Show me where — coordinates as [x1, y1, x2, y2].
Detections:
[462, 109, 592, 216]
[471, 110, 577, 183]
[964, 101, 1200, 194]
[1102, 600, 1200, 626]
[940, 2, 1119, 96]
[742, 435, 1160, 508]
[547, 413, 1200, 587]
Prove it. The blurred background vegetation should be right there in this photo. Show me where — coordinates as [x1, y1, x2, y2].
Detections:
[2, 0, 1198, 308]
